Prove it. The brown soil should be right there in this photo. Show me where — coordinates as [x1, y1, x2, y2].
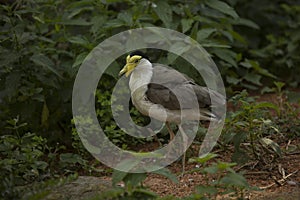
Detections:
[143, 143, 300, 199]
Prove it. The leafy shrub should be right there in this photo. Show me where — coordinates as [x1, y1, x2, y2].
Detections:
[188, 154, 253, 200]
[0, 0, 276, 144]
[0, 118, 48, 199]
[222, 90, 283, 165]
[233, 0, 300, 87]
[0, 117, 88, 199]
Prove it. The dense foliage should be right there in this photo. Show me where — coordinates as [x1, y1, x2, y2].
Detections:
[0, 0, 299, 199]
[1, 0, 299, 142]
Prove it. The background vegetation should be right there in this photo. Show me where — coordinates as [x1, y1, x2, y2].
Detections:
[0, 0, 299, 199]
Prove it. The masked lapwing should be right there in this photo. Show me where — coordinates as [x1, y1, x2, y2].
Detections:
[119, 51, 225, 173]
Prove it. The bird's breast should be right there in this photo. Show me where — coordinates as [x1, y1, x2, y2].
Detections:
[129, 67, 153, 97]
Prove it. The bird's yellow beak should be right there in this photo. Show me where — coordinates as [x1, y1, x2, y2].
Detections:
[119, 55, 141, 77]
[119, 63, 136, 77]
[118, 64, 128, 77]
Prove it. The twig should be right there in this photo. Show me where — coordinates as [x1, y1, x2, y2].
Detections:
[285, 139, 292, 151]
[244, 171, 270, 175]
[286, 151, 300, 155]
[259, 170, 299, 189]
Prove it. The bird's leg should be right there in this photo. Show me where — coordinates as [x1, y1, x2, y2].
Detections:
[165, 122, 187, 175]
[179, 125, 188, 176]
[166, 121, 175, 141]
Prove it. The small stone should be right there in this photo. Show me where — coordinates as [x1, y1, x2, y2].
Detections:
[287, 180, 298, 186]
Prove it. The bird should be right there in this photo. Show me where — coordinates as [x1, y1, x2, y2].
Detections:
[119, 51, 225, 173]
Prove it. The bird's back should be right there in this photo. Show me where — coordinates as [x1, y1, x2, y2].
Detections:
[146, 64, 225, 119]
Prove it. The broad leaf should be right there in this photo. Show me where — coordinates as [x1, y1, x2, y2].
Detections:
[112, 170, 128, 186]
[243, 73, 262, 86]
[205, 0, 239, 19]
[220, 172, 249, 188]
[212, 49, 237, 68]
[197, 28, 217, 41]
[152, 168, 178, 183]
[232, 18, 260, 29]
[189, 153, 218, 164]
[123, 173, 147, 187]
[181, 18, 194, 33]
[253, 102, 280, 115]
[153, 1, 172, 28]
[30, 54, 63, 79]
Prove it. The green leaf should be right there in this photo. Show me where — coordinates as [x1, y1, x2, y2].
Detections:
[240, 61, 252, 69]
[253, 102, 280, 115]
[104, 18, 126, 29]
[59, 18, 92, 26]
[274, 81, 285, 92]
[118, 12, 133, 25]
[205, 0, 239, 19]
[230, 30, 247, 44]
[123, 173, 147, 187]
[243, 73, 262, 86]
[30, 54, 63, 79]
[189, 153, 218, 164]
[261, 86, 275, 94]
[226, 76, 240, 85]
[167, 42, 191, 63]
[152, 168, 178, 183]
[257, 68, 277, 79]
[72, 52, 88, 68]
[59, 153, 84, 164]
[232, 18, 259, 29]
[212, 49, 237, 68]
[153, 1, 172, 28]
[220, 30, 234, 42]
[197, 28, 217, 41]
[220, 172, 249, 188]
[181, 18, 194, 33]
[132, 188, 158, 198]
[34, 161, 49, 171]
[67, 6, 94, 19]
[248, 60, 277, 79]
[203, 165, 218, 174]
[112, 170, 128, 186]
[190, 21, 199, 40]
[217, 162, 236, 170]
[202, 43, 231, 48]
[68, 35, 89, 46]
[242, 83, 259, 90]
[41, 102, 49, 127]
[196, 185, 218, 195]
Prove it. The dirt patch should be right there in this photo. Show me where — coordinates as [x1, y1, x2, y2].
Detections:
[142, 151, 299, 199]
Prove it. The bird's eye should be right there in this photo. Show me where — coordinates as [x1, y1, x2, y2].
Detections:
[135, 59, 139, 63]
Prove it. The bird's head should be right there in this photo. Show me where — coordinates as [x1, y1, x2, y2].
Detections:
[119, 51, 149, 77]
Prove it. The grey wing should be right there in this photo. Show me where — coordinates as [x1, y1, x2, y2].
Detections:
[146, 64, 225, 115]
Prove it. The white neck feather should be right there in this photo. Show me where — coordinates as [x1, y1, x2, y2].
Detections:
[129, 58, 153, 95]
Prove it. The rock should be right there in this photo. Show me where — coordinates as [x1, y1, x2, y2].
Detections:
[43, 176, 112, 200]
